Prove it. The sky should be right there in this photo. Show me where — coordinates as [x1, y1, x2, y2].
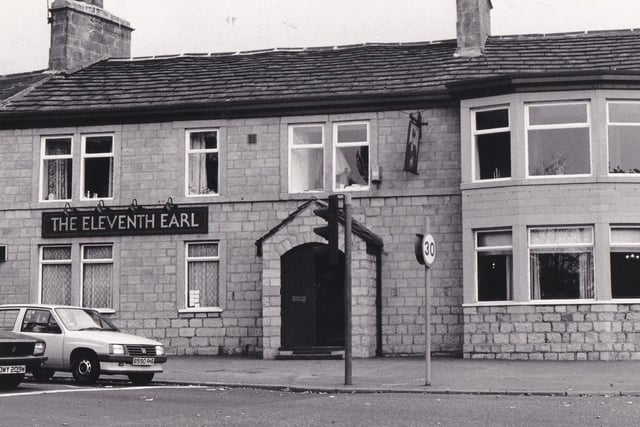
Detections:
[1, 0, 640, 75]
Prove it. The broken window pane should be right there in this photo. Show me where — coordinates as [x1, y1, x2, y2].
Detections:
[83, 135, 113, 198]
[335, 123, 369, 190]
[187, 131, 219, 195]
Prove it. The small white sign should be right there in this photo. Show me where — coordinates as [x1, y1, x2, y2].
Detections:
[422, 234, 436, 267]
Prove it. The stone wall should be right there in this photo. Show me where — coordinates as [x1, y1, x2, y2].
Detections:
[464, 304, 640, 360]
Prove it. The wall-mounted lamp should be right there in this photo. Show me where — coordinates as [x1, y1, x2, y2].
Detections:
[95, 199, 108, 214]
[164, 197, 176, 211]
[63, 202, 77, 217]
[128, 198, 142, 213]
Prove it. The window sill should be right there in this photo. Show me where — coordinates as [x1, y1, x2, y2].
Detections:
[94, 308, 116, 315]
[462, 299, 637, 308]
[178, 307, 223, 314]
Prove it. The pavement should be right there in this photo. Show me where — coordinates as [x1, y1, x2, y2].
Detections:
[155, 355, 640, 396]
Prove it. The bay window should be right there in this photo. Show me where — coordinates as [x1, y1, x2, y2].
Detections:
[41, 137, 72, 201]
[526, 102, 591, 176]
[472, 108, 511, 180]
[610, 227, 640, 298]
[476, 230, 513, 301]
[186, 130, 219, 196]
[529, 227, 594, 300]
[608, 101, 640, 174]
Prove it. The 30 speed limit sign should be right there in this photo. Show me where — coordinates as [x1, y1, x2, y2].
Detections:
[421, 234, 436, 267]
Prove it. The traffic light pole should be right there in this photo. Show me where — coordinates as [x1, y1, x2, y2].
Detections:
[344, 194, 352, 386]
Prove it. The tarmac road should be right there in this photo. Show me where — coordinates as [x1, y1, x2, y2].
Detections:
[1, 382, 640, 426]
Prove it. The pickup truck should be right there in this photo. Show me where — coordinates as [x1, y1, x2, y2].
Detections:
[0, 304, 166, 385]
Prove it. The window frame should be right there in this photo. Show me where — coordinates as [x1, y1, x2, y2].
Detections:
[184, 241, 221, 311]
[525, 101, 592, 178]
[471, 106, 511, 182]
[475, 229, 513, 302]
[609, 226, 640, 299]
[607, 100, 640, 176]
[185, 128, 220, 197]
[332, 121, 371, 191]
[39, 245, 72, 305]
[40, 135, 73, 202]
[80, 243, 114, 310]
[80, 133, 114, 201]
[528, 226, 595, 301]
[288, 124, 325, 194]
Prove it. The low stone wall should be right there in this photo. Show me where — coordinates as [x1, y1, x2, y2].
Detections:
[463, 304, 640, 360]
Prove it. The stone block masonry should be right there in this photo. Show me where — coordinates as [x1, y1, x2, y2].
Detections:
[464, 304, 640, 360]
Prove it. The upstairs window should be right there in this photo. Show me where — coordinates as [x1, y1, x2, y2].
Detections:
[82, 134, 113, 199]
[527, 102, 591, 176]
[186, 130, 219, 196]
[476, 230, 513, 301]
[472, 108, 511, 180]
[289, 125, 324, 193]
[529, 227, 594, 300]
[41, 137, 72, 201]
[608, 102, 640, 174]
[333, 122, 370, 190]
[610, 227, 640, 298]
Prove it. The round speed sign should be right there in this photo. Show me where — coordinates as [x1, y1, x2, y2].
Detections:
[422, 234, 436, 266]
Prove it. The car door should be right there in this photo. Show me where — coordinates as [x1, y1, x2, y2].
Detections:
[19, 309, 65, 369]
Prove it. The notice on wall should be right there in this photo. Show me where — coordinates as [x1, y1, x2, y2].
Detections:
[42, 206, 208, 238]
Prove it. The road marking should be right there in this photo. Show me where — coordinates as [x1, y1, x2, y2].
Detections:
[0, 385, 205, 398]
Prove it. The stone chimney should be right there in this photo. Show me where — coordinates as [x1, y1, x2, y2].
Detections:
[48, 0, 133, 73]
[456, 0, 492, 57]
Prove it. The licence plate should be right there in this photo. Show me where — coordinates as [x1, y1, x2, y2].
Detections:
[132, 357, 155, 366]
[0, 365, 26, 375]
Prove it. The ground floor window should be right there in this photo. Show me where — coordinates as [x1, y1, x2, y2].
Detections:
[186, 242, 220, 308]
[81, 245, 113, 309]
[529, 227, 594, 300]
[40, 246, 72, 305]
[610, 227, 640, 298]
[476, 230, 513, 301]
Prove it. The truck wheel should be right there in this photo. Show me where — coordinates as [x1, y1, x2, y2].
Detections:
[128, 373, 154, 385]
[72, 352, 100, 385]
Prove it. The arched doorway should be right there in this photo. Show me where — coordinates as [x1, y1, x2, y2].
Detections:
[280, 243, 345, 350]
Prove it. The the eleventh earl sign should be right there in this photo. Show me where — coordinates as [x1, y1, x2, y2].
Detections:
[42, 206, 208, 238]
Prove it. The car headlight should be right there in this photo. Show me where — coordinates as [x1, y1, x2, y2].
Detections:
[110, 344, 125, 355]
[155, 345, 165, 356]
[33, 342, 46, 356]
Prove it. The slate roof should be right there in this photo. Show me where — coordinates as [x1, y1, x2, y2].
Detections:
[3, 30, 640, 121]
[0, 70, 49, 104]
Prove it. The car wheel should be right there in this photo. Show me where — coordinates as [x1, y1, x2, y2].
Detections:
[0, 374, 25, 389]
[72, 352, 100, 385]
[32, 368, 55, 382]
[128, 373, 154, 385]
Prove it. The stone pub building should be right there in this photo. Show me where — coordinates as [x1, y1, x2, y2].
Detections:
[3, 0, 640, 361]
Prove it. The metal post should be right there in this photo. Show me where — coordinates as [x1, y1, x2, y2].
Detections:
[425, 217, 431, 386]
[344, 194, 352, 385]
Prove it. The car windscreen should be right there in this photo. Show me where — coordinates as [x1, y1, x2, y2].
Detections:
[54, 308, 119, 331]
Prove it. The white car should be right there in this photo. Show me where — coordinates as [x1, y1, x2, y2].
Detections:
[0, 304, 166, 385]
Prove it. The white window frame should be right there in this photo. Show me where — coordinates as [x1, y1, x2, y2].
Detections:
[288, 124, 325, 193]
[40, 136, 73, 202]
[185, 129, 220, 197]
[525, 101, 592, 178]
[607, 100, 640, 176]
[80, 244, 114, 309]
[80, 133, 114, 201]
[184, 241, 221, 311]
[332, 121, 370, 191]
[475, 229, 513, 302]
[528, 226, 595, 302]
[38, 245, 72, 305]
[471, 106, 511, 182]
